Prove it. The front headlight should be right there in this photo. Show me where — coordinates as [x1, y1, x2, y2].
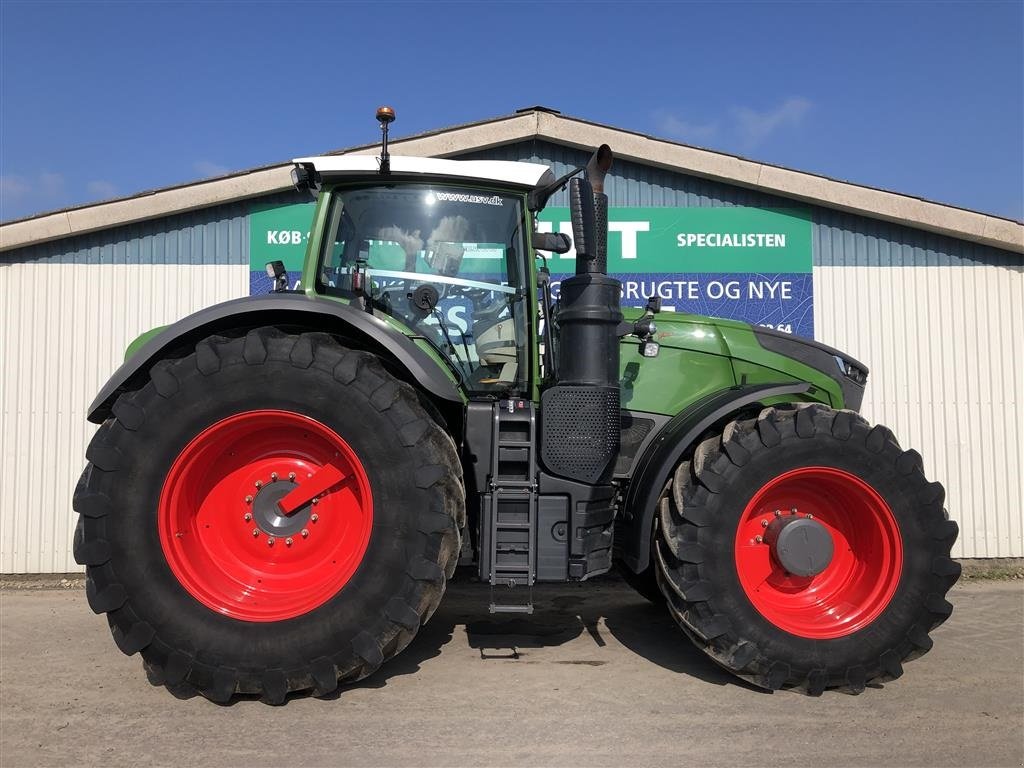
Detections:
[835, 355, 868, 385]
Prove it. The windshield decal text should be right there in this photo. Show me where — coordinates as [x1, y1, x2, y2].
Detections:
[432, 192, 504, 206]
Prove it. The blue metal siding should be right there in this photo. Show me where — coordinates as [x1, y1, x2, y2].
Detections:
[2, 190, 306, 266]
[459, 140, 1018, 268]
[813, 208, 1017, 267]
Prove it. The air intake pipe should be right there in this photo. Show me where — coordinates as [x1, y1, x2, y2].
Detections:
[540, 145, 623, 485]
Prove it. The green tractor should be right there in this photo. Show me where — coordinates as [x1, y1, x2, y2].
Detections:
[74, 108, 959, 703]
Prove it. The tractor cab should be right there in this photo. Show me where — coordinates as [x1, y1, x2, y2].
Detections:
[291, 159, 547, 393]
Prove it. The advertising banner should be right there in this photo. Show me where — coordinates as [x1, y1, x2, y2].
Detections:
[249, 202, 814, 337]
[536, 207, 813, 337]
[249, 202, 315, 295]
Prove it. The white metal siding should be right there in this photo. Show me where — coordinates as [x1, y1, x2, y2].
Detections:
[1, 260, 1021, 571]
[814, 264, 1024, 558]
[0, 262, 248, 573]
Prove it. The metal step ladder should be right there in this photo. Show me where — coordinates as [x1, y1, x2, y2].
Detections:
[484, 399, 537, 614]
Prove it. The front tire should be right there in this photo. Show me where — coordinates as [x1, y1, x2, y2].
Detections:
[73, 328, 464, 703]
[655, 404, 960, 694]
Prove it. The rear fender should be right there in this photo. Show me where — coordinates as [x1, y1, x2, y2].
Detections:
[87, 294, 464, 424]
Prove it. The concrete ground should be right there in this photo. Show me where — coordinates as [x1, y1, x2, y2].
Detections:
[1, 577, 1021, 768]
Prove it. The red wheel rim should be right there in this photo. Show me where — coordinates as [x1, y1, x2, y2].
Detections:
[158, 410, 373, 622]
[734, 467, 902, 639]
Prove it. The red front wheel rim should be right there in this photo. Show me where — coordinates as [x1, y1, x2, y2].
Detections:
[734, 467, 902, 639]
[158, 410, 373, 622]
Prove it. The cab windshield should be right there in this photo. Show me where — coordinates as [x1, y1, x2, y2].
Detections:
[316, 184, 529, 393]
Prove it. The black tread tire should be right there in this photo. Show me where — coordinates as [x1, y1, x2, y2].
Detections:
[654, 403, 960, 695]
[73, 328, 465, 704]
[618, 559, 664, 604]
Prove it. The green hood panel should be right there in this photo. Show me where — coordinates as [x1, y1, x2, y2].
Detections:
[619, 310, 860, 415]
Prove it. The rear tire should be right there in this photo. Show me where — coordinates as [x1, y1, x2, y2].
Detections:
[654, 404, 959, 694]
[73, 328, 464, 703]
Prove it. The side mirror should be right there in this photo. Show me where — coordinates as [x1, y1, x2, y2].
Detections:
[533, 231, 572, 254]
[265, 260, 288, 293]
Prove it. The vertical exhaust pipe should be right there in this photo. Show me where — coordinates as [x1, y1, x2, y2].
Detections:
[569, 144, 613, 275]
[540, 145, 623, 485]
[586, 144, 612, 274]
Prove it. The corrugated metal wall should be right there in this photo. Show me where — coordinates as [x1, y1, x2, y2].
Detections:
[812, 208, 1022, 558]
[0, 200, 268, 572]
[0, 263, 248, 572]
[815, 265, 1023, 558]
[1, 143, 1020, 571]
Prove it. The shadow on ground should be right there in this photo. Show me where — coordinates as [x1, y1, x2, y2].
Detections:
[343, 571, 763, 694]
[157, 571, 762, 704]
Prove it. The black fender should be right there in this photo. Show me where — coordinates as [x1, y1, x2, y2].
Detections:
[87, 293, 463, 424]
[617, 382, 812, 574]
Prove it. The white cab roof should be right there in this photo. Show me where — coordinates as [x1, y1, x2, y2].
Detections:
[292, 154, 553, 187]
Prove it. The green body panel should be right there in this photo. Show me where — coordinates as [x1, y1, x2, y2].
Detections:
[617, 308, 843, 416]
[125, 326, 167, 361]
[619, 332, 736, 415]
[715, 320, 844, 408]
[301, 191, 333, 300]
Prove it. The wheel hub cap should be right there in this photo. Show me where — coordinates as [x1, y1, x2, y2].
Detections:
[765, 516, 834, 577]
[251, 481, 310, 537]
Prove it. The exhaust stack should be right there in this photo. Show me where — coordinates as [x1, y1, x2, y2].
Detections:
[540, 145, 623, 485]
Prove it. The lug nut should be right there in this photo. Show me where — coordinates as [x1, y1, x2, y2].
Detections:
[310, 514, 318, 523]
[245, 495, 253, 504]
[255, 480, 263, 489]
[271, 472, 278, 481]
[267, 537, 275, 547]
[761, 520, 769, 528]
[791, 507, 798, 514]
[806, 513, 813, 519]
[311, 498, 319, 505]
[244, 513, 252, 522]
[252, 529, 260, 537]
[774, 510, 782, 517]
[755, 535, 764, 543]
[285, 537, 293, 546]
[288, 472, 296, 481]
[301, 529, 309, 538]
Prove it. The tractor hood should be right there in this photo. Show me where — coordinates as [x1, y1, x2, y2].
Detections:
[623, 309, 869, 411]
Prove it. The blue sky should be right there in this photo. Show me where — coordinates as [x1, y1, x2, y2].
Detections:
[1, 1, 1021, 222]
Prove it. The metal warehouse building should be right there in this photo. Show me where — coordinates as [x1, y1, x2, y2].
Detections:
[1, 107, 1021, 573]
